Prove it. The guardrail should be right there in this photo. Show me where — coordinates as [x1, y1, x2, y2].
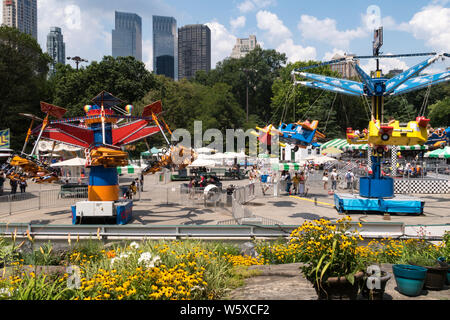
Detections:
[0, 221, 414, 241]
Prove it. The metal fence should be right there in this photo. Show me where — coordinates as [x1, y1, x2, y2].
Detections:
[0, 187, 88, 217]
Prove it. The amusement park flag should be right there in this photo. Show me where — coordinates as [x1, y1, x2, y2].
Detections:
[0, 129, 10, 149]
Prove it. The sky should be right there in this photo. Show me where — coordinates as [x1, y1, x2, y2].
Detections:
[1, 0, 449, 74]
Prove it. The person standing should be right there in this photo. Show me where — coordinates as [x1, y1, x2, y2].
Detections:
[330, 169, 338, 192]
[345, 169, 354, 190]
[292, 173, 300, 195]
[322, 171, 329, 190]
[139, 173, 144, 191]
[299, 171, 306, 196]
[10, 179, 18, 195]
[0, 171, 5, 196]
[19, 178, 27, 193]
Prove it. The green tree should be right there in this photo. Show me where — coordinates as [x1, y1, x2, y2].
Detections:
[0, 26, 52, 150]
[193, 47, 287, 125]
[50, 56, 156, 116]
[428, 97, 450, 127]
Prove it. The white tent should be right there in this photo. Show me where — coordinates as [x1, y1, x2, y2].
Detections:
[50, 157, 86, 167]
[195, 147, 217, 154]
[187, 159, 216, 168]
[39, 141, 82, 152]
[304, 155, 338, 165]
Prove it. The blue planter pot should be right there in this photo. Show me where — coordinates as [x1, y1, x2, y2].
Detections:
[393, 264, 427, 297]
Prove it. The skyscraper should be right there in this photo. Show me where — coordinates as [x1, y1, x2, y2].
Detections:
[178, 24, 211, 80]
[46, 27, 65, 75]
[230, 35, 258, 59]
[329, 53, 360, 79]
[2, 0, 37, 40]
[112, 11, 142, 61]
[153, 15, 177, 80]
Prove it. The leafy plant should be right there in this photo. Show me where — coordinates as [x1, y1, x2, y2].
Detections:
[290, 216, 364, 285]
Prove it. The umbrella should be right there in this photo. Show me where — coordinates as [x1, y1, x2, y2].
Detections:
[424, 146, 450, 159]
[50, 157, 86, 167]
[321, 146, 343, 155]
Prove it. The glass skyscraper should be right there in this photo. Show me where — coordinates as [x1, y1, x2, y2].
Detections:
[2, 0, 37, 40]
[153, 15, 177, 80]
[46, 26, 65, 75]
[112, 11, 142, 61]
[178, 24, 211, 80]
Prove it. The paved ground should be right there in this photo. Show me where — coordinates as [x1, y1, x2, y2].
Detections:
[0, 173, 449, 229]
[226, 263, 450, 300]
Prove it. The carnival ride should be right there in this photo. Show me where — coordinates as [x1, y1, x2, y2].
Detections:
[3, 91, 195, 224]
[426, 127, 450, 149]
[254, 120, 326, 152]
[291, 27, 450, 215]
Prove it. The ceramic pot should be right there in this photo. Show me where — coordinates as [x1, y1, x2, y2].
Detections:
[423, 265, 448, 290]
[313, 271, 364, 300]
[361, 271, 392, 300]
[393, 264, 427, 297]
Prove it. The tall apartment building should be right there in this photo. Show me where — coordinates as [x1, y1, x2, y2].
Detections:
[330, 53, 360, 79]
[230, 35, 257, 59]
[2, 0, 37, 40]
[153, 15, 177, 80]
[46, 27, 65, 75]
[112, 11, 142, 61]
[178, 24, 211, 80]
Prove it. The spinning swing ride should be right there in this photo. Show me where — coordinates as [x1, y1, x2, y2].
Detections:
[2, 91, 196, 224]
[289, 27, 450, 215]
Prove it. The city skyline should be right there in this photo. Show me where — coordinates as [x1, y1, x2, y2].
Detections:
[112, 11, 142, 62]
[46, 26, 65, 75]
[153, 15, 177, 79]
[0, 0, 449, 74]
[2, 0, 37, 39]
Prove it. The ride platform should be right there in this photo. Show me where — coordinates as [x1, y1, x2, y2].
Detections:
[334, 193, 424, 215]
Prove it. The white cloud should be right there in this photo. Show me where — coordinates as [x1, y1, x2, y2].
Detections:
[255, 10, 316, 63]
[360, 53, 409, 75]
[276, 39, 316, 63]
[230, 16, 246, 30]
[256, 10, 291, 46]
[205, 21, 237, 68]
[323, 49, 346, 61]
[406, 5, 450, 52]
[142, 39, 153, 72]
[38, 0, 111, 64]
[298, 15, 367, 49]
[237, 0, 275, 13]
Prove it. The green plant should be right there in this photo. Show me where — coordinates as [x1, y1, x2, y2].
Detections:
[290, 216, 364, 287]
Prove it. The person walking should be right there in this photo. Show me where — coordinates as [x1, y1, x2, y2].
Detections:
[285, 171, 292, 195]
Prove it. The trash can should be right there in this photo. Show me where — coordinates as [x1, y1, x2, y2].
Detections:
[226, 185, 235, 207]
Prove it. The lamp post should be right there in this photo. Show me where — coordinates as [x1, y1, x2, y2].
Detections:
[67, 56, 88, 70]
[242, 68, 257, 122]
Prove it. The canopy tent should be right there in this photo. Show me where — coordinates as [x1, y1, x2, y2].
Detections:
[141, 147, 163, 156]
[303, 155, 338, 164]
[0, 148, 13, 157]
[187, 159, 216, 168]
[50, 157, 86, 167]
[320, 138, 428, 152]
[321, 146, 343, 155]
[117, 165, 142, 174]
[424, 146, 450, 159]
[38, 140, 82, 152]
[272, 162, 307, 171]
[195, 147, 217, 154]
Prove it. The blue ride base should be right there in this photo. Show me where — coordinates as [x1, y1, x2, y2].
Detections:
[334, 156, 424, 215]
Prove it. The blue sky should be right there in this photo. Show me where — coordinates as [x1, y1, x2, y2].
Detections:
[1, 0, 449, 73]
